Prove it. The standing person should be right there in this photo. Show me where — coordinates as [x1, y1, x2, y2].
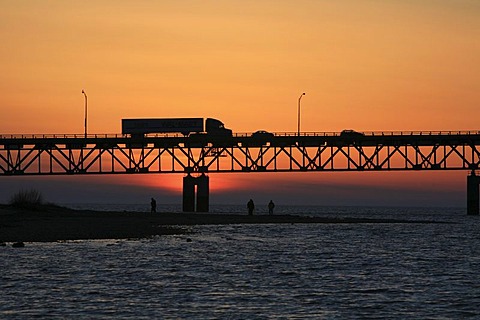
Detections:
[268, 200, 275, 215]
[247, 199, 255, 215]
[150, 197, 157, 213]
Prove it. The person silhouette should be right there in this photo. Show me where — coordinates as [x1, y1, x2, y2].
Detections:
[150, 197, 157, 213]
[268, 200, 275, 215]
[247, 199, 255, 215]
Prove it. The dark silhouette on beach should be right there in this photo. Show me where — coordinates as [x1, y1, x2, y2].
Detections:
[0, 204, 445, 243]
[268, 200, 275, 215]
[247, 199, 255, 215]
[151, 198, 157, 213]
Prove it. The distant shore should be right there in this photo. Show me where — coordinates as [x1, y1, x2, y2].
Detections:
[0, 204, 445, 243]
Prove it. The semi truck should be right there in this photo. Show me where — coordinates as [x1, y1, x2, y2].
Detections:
[121, 118, 232, 137]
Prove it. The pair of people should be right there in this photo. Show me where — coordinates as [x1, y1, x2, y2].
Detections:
[247, 199, 275, 215]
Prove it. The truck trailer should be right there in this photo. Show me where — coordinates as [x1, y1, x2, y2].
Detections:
[121, 118, 232, 137]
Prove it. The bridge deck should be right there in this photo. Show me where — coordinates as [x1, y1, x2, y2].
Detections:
[1, 131, 480, 175]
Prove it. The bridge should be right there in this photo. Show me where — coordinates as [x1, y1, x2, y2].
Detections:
[1, 130, 480, 214]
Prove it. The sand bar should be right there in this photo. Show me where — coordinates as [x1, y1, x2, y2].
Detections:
[0, 205, 444, 243]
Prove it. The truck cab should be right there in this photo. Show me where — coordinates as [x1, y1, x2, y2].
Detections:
[205, 118, 232, 136]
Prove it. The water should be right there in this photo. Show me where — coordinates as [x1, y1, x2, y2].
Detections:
[1, 206, 480, 319]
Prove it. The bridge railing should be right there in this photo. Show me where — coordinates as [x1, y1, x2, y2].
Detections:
[1, 130, 480, 140]
[277, 130, 480, 137]
[362, 130, 480, 136]
[0, 133, 128, 139]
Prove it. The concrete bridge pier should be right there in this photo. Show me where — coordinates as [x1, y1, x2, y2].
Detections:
[182, 175, 196, 212]
[182, 174, 209, 212]
[196, 174, 209, 212]
[467, 171, 480, 215]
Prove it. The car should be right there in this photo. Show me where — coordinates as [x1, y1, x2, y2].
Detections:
[251, 130, 275, 139]
[340, 129, 364, 138]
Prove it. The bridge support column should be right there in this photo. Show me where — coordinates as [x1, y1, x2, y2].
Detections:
[182, 174, 210, 212]
[467, 171, 480, 215]
[182, 175, 196, 212]
[196, 174, 209, 212]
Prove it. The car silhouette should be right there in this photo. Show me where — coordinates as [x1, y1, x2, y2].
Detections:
[251, 130, 275, 139]
[340, 129, 364, 137]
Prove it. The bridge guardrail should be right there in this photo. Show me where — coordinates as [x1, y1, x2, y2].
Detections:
[1, 130, 480, 140]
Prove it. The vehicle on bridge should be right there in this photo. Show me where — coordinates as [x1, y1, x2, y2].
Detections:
[246, 130, 275, 147]
[340, 129, 364, 138]
[121, 118, 232, 137]
[251, 130, 274, 139]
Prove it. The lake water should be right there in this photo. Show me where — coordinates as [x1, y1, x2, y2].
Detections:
[1, 205, 480, 319]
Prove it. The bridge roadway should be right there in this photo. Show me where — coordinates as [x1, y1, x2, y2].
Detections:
[1, 130, 480, 214]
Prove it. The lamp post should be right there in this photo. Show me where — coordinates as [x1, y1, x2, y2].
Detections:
[82, 90, 87, 138]
[297, 92, 305, 136]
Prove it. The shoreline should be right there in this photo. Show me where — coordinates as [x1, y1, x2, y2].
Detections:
[0, 205, 447, 243]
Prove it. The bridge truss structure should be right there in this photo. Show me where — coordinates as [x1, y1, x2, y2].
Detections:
[1, 131, 480, 175]
[1, 131, 480, 213]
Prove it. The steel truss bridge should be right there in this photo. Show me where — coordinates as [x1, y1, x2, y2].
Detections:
[1, 131, 480, 214]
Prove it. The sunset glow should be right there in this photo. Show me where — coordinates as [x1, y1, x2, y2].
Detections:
[1, 1, 479, 206]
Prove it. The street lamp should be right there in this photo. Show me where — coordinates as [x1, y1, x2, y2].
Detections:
[82, 89, 87, 138]
[297, 92, 305, 136]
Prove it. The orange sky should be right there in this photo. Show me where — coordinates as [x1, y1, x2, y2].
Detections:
[1, 1, 479, 206]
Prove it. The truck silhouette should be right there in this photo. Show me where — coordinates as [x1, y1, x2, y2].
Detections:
[122, 118, 232, 137]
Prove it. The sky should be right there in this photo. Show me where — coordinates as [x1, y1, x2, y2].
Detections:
[1, 0, 479, 207]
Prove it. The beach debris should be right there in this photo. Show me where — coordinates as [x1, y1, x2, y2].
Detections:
[12, 242, 25, 248]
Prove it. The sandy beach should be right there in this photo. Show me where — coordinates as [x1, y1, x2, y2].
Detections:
[0, 204, 442, 243]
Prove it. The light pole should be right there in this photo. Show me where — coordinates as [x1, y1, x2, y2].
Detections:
[297, 92, 305, 136]
[82, 89, 87, 138]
